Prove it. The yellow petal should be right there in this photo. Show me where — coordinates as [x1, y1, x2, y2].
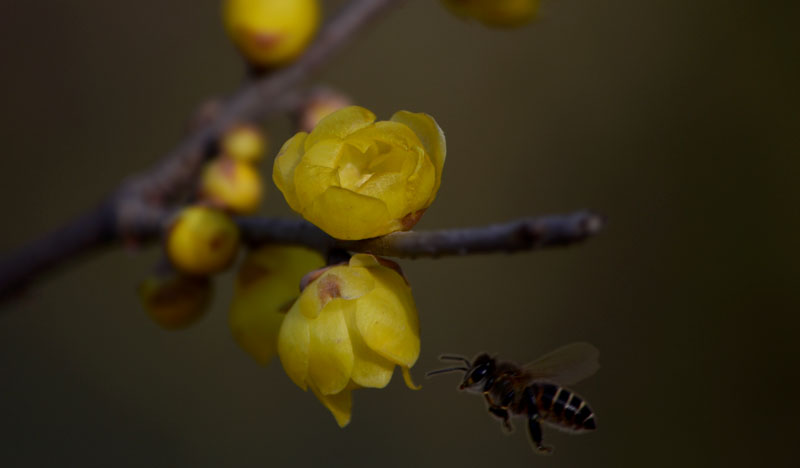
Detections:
[304, 186, 395, 240]
[277, 302, 311, 390]
[297, 267, 375, 319]
[308, 299, 355, 395]
[347, 120, 424, 152]
[355, 267, 420, 367]
[391, 111, 446, 197]
[348, 254, 380, 269]
[342, 299, 395, 389]
[310, 384, 353, 428]
[398, 153, 436, 217]
[305, 106, 376, 150]
[402, 366, 421, 390]
[355, 172, 409, 218]
[273, 132, 308, 212]
[300, 139, 345, 168]
[293, 161, 341, 209]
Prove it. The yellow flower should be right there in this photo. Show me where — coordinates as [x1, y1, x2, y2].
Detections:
[277, 254, 421, 427]
[222, 124, 267, 163]
[166, 206, 240, 275]
[273, 106, 446, 240]
[200, 157, 264, 214]
[223, 0, 320, 67]
[229, 245, 325, 364]
[138, 273, 212, 330]
[442, 0, 538, 28]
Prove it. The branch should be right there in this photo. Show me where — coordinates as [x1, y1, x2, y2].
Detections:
[117, 0, 405, 209]
[0, 0, 404, 302]
[237, 211, 605, 258]
[0, 0, 604, 303]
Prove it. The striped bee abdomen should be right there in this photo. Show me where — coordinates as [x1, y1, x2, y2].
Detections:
[530, 383, 597, 431]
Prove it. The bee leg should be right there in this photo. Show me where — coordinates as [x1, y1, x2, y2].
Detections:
[527, 414, 553, 455]
[483, 394, 513, 432]
[487, 406, 514, 432]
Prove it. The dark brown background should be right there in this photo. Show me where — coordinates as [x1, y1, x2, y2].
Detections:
[1, 1, 798, 467]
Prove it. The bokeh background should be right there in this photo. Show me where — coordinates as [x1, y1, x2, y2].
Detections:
[1, 1, 798, 466]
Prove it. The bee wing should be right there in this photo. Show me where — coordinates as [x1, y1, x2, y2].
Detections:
[522, 342, 599, 385]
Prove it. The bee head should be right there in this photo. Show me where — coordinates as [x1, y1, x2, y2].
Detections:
[459, 354, 495, 393]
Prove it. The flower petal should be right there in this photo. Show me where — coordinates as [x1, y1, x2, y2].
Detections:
[273, 132, 308, 211]
[401, 366, 421, 390]
[305, 106, 376, 150]
[310, 384, 353, 428]
[308, 299, 355, 395]
[348, 253, 380, 269]
[277, 302, 311, 390]
[342, 299, 395, 389]
[391, 111, 446, 197]
[300, 139, 345, 168]
[355, 267, 420, 367]
[293, 161, 341, 209]
[348, 120, 423, 152]
[304, 186, 397, 240]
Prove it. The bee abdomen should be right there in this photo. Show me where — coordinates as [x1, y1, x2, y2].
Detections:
[532, 383, 597, 432]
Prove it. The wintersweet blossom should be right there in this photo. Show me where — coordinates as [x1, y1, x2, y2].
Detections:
[223, 0, 320, 67]
[166, 206, 240, 275]
[273, 106, 446, 240]
[277, 254, 421, 427]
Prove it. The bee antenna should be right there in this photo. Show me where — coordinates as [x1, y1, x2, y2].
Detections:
[425, 367, 469, 378]
[438, 355, 472, 367]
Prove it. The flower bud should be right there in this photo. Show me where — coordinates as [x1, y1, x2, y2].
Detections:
[278, 254, 421, 427]
[222, 124, 267, 163]
[298, 91, 352, 133]
[138, 273, 212, 330]
[273, 106, 446, 240]
[223, 0, 321, 67]
[442, 0, 538, 27]
[166, 206, 240, 275]
[200, 157, 263, 214]
[230, 245, 325, 364]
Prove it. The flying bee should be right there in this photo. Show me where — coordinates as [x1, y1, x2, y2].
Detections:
[426, 342, 599, 454]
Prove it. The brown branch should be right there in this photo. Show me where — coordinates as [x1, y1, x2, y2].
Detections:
[0, 0, 404, 302]
[117, 0, 405, 210]
[237, 211, 606, 258]
[0, 0, 605, 303]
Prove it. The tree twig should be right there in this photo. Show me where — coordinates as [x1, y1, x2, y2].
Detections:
[0, 0, 605, 304]
[0, 0, 404, 302]
[238, 211, 606, 258]
[117, 0, 405, 211]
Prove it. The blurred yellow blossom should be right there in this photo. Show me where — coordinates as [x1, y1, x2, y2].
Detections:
[200, 157, 264, 214]
[277, 254, 421, 427]
[273, 106, 446, 240]
[223, 0, 320, 67]
[229, 245, 325, 364]
[166, 206, 240, 275]
[298, 91, 352, 132]
[222, 124, 267, 163]
[138, 273, 212, 330]
[442, 0, 538, 28]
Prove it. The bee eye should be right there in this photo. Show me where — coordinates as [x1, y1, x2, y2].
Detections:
[471, 366, 488, 382]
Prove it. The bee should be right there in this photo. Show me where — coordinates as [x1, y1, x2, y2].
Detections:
[426, 342, 599, 454]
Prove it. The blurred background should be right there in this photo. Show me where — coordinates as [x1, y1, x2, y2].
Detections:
[0, 0, 798, 466]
